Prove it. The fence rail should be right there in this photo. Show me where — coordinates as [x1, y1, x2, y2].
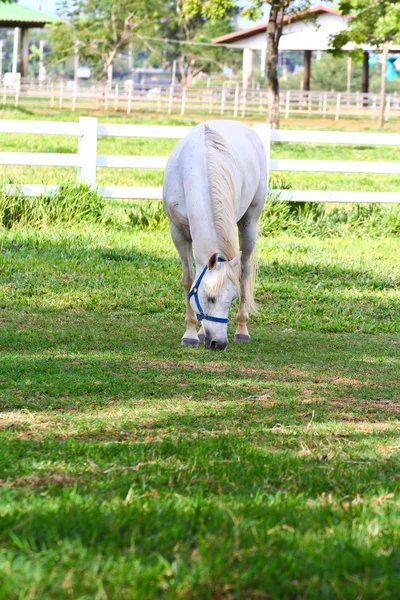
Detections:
[1, 117, 400, 204]
[2, 80, 400, 121]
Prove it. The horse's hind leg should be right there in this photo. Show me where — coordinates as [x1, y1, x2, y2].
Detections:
[170, 222, 199, 347]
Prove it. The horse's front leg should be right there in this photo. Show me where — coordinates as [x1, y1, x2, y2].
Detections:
[235, 215, 258, 343]
[182, 270, 200, 346]
[170, 223, 199, 347]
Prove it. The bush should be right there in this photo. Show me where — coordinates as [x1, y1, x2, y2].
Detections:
[126, 201, 169, 232]
[260, 179, 400, 238]
[124, 192, 400, 238]
[0, 182, 106, 229]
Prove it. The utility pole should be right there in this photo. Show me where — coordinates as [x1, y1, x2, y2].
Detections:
[171, 59, 176, 86]
[12, 27, 19, 74]
[38, 40, 45, 87]
[74, 40, 79, 83]
[128, 43, 133, 72]
[378, 41, 389, 129]
[107, 64, 113, 84]
[346, 56, 352, 94]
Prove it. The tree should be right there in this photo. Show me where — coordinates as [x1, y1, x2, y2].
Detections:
[183, 0, 312, 128]
[147, 1, 239, 85]
[331, 0, 400, 128]
[48, 0, 161, 79]
[48, 0, 237, 84]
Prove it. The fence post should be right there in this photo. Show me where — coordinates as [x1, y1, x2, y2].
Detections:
[59, 80, 64, 109]
[241, 86, 247, 117]
[72, 82, 77, 111]
[168, 85, 174, 114]
[104, 84, 108, 111]
[385, 94, 391, 122]
[208, 87, 213, 114]
[127, 84, 133, 115]
[285, 90, 290, 119]
[14, 81, 20, 107]
[220, 85, 226, 116]
[372, 94, 377, 118]
[181, 86, 187, 116]
[233, 83, 239, 117]
[114, 84, 119, 112]
[77, 116, 98, 187]
[335, 92, 341, 121]
[253, 122, 271, 184]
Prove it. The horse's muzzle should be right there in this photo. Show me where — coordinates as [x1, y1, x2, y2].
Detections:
[205, 334, 228, 351]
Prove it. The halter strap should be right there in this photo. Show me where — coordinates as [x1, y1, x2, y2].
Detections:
[187, 258, 229, 324]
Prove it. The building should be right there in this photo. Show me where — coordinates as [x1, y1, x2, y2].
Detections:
[212, 6, 372, 92]
[0, 3, 57, 79]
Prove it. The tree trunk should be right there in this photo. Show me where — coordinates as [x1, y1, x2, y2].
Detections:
[378, 40, 389, 129]
[362, 51, 369, 94]
[266, 6, 280, 128]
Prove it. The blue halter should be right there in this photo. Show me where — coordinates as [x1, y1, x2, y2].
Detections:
[188, 258, 229, 324]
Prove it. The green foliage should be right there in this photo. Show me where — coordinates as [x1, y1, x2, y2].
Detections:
[0, 182, 105, 229]
[280, 53, 400, 94]
[259, 195, 292, 236]
[49, 0, 161, 79]
[126, 200, 169, 231]
[124, 192, 400, 239]
[258, 177, 400, 237]
[183, 0, 235, 19]
[153, 3, 239, 84]
[332, 0, 400, 55]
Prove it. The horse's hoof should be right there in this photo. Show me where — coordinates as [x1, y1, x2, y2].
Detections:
[182, 337, 199, 347]
[234, 334, 250, 343]
[198, 333, 205, 344]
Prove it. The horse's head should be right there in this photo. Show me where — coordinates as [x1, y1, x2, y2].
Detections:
[190, 252, 241, 351]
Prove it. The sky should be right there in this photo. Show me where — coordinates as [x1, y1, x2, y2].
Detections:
[19, 0, 58, 17]
[18, 0, 267, 23]
[18, 0, 328, 28]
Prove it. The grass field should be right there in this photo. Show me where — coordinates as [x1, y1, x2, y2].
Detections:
[0, 108, 400, 599]
[1, 227, 400, 599]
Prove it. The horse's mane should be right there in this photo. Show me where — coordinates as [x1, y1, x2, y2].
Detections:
[204, 125, 257, 313]
[204, 125, 238, 262]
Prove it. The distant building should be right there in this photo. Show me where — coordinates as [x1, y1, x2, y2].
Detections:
[212, 5, 400, 93]
[132, 68, 171, 86]
[0, 3, 57, 79]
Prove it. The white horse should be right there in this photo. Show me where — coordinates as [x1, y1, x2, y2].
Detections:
[163, 120, 267, 351]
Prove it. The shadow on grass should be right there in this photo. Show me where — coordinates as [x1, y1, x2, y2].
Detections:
[0, 422, 399, 598]
[0, 316, 399, 411]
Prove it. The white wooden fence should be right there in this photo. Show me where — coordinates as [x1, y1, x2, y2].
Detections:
[1, 117, 400, 204]
[3, 80, 400, 121]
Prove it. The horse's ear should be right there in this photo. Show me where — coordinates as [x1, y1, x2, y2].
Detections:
[229, 252, 241, 269]
[208, 252, 218, 270]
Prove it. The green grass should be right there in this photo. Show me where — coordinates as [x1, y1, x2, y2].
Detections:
[0, 225, 399, 599]
[0, 108, 399, 598]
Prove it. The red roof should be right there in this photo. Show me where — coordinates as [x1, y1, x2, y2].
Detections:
[211, 6, 351, 45]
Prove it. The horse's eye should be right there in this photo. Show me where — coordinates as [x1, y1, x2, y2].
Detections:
[208, 296, 216, 304]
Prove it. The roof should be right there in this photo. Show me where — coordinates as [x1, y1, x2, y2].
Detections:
[212, 6, 351, 45]
[0, 4, 58, 27]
